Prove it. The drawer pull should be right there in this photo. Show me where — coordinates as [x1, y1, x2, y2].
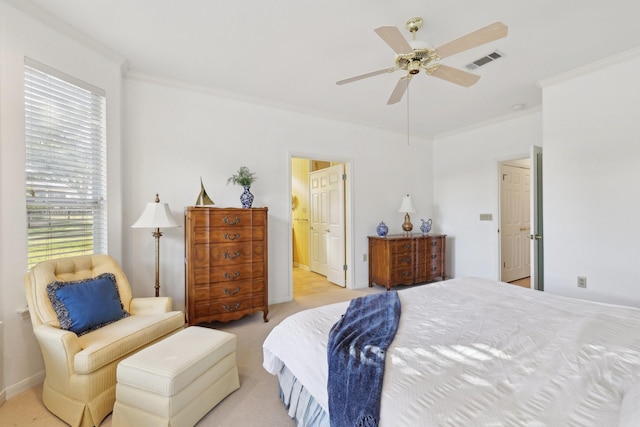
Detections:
[400, 271, 412, 277]
[400, 256, 411, 264]
[222, 216, 240, 225]
[431, 267, 438, 272]
[223, 251, 241, 259]
[224, 233, 241, 241]
[432, 242, 438, 247]
[401, 244, 411, 250]
[431, 254, 437, 259]
[223, 271, 240, 280]
[223, 287, 241, 296]
[222, 302, 241, 312]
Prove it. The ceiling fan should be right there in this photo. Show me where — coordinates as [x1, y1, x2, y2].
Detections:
[336, 18, 508, 105]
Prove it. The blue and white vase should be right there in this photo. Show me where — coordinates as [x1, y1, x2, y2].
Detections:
[420, 218, 432, 235]
[376, 221, 388, 237]
[240, 186, 254, 208]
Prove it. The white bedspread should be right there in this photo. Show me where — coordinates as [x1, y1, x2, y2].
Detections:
[263, 277, 640, 426]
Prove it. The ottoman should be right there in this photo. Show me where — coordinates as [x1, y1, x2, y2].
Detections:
[112, 326, 240, 427]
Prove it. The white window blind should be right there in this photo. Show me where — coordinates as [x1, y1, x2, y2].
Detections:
[25, 59, 107, 268]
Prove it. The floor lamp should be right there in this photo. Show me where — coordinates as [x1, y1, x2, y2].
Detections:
[132, 194, 181, 297]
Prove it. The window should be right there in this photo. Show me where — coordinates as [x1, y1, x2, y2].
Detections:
[25, 59, 107, 268]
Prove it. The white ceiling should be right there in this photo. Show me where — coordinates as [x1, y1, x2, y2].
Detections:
[16, 0, 640, 137]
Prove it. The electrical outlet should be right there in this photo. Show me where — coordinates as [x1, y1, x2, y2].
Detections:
[362, 254, 367, 262]
[577, 276, 587, 288]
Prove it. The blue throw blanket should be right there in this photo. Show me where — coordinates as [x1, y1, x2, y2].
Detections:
[327, 291, 401, 427]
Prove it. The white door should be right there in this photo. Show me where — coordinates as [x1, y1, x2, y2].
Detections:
[309, 170, 327, 276]
[500, 163, 531, 283]
[530, 145, 544, 291]
[309, 164, 345, 286]
[325, 164, 345, 286]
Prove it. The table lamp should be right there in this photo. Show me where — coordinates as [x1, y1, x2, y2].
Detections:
[398, 194, 416, 235]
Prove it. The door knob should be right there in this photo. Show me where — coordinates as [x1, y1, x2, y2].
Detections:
[529, 234, 543, 240]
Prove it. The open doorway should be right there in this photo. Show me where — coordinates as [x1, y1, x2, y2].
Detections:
[499, 146, 544, 291]
[291, 157, 347, 297]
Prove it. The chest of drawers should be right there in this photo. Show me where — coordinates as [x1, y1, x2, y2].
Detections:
[368, 234, 446, 290]
[185, 207, 268, 324]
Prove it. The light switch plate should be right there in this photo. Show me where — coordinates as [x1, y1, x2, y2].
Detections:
[577, 276, 587, 288]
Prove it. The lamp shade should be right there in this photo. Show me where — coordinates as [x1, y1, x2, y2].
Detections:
[398, 194, 416, 213]
[132, 201, 181, 229]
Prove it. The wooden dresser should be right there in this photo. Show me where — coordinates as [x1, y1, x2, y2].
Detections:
[185, 207, 268, 324]
[368, 234, 446, 290]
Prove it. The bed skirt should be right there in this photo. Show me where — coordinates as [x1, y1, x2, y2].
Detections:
[277, 364, 329, 427]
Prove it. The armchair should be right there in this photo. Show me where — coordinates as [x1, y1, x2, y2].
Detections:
[24, 254, 185, 427]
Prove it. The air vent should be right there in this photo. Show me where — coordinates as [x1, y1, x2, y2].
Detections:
[465, 50, 504, 71]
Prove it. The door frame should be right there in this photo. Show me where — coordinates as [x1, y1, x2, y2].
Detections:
[288, 152, 354, 297]
[530, 145, 544, 291]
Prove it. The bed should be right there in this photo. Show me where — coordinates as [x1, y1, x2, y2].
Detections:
[263, 277, 640, 426]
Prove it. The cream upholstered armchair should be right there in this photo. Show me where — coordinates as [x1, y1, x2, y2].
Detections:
[24, 254, 185, 427]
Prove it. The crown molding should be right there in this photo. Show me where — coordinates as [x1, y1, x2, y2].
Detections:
[434, 105, 542, 140]
[2, 0, 128, 74]
[538, 47, 640, 88]
[125, 71, 434, 142]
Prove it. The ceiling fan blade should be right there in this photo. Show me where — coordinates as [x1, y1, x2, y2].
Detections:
[336, 68, 395, 85]
[429, 64, 480, 87]
[374, 26, 413, 54]
[435, 22, 508, 59]
[387, 77, 412, 105]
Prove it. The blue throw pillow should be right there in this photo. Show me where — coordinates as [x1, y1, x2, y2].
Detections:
[47, 273, 129, 336]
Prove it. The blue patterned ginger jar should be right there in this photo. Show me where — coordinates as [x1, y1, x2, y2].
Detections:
[376, 221, 388, 237]
[240, 186, 254, 208]
[420, 218, 432, 235]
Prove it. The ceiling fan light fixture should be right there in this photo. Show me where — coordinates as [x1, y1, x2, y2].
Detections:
[408, 60, 421, 74]
[424, 63, 440, 75]
[420, 57, 433, 68]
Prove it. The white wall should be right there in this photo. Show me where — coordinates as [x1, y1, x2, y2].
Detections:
[0, 2, 124, 398]
[433, 111, 543, 279]
[541, 50, 640, 306]
[122, 76, 434, 307]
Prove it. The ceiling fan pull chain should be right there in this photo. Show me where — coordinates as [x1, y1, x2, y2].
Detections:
[406, 83, 410, 146]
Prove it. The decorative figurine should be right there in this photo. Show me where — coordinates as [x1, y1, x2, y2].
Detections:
[195, 177, 215, 206]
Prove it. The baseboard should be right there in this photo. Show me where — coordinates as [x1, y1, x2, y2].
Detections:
[293, 263, 310, 271]
[0, 389, 6, 407]
[5, 370, 45, 400]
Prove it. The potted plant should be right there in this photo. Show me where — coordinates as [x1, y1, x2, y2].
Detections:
[227, 166, 257, 208]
